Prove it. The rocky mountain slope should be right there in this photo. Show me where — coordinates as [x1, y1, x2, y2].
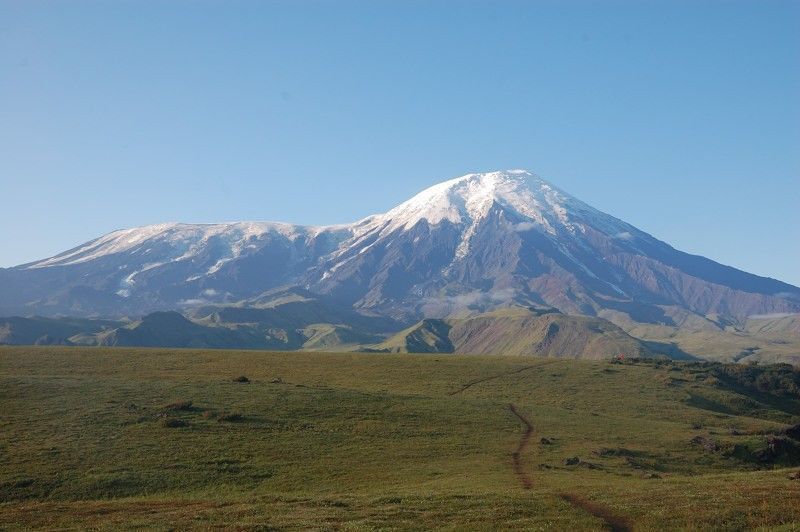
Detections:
[2, 170, 798, 360]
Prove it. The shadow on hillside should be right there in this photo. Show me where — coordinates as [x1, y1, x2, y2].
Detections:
[641, 340, 698, 361]
[712, 379, 800, 418]
[684, 364, 800, 419]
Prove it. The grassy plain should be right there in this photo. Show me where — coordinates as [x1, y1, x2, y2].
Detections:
[1, 346, 799, 530]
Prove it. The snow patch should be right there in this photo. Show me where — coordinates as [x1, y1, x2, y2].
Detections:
[27, 221, 331, 270]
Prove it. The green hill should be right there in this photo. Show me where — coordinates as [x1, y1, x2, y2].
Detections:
[376, 307, 652, 358]
[97, 311, 268, 349]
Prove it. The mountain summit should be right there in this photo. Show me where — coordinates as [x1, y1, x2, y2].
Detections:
[319, 170, 630, 275]
[2, 170, 798, 332]
[365, 170, 617, 236]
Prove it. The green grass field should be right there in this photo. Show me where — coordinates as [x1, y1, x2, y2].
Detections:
[2, 346, 799, 530]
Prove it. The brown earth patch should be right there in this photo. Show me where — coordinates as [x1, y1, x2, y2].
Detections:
[508, 403, 534, 489]
[559, 493, 633, 532]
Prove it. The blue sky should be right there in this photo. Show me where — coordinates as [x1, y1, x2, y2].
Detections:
[1, 0, 798, 285]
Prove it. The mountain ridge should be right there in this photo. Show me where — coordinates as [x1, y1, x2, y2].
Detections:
[372, 307, 654, 358]
[2, 169, 798, 363]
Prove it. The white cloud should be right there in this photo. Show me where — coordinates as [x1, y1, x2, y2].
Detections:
[775, 292, 800, 300]
[513, 222, 537, 232]
[424, 288, 517, 308]
[177, 299, 207, 306]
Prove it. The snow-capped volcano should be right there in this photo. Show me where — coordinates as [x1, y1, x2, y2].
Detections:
[317, 170, 637, 285]
[1, 170, 798, 324]
[309, 170, 652, 315]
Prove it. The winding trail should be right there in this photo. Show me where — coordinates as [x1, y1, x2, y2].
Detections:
[559, 493, 633, 532]
[506, 405, 632, 530]
[508, 403, 534, 489]
[448, 362, 632, 530]
[447, 366, 535, 396]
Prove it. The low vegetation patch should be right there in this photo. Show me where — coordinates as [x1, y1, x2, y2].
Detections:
[624, 358, 800, 400]
[710, 363, 800, 399]
[202, 410, 245, 423]
[691, 435, 720, 452]
[162, 400, 194, 411]
[592, 447, 637, 458]
[160, 417, 188, 428]
[217, 412, 244, 422]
